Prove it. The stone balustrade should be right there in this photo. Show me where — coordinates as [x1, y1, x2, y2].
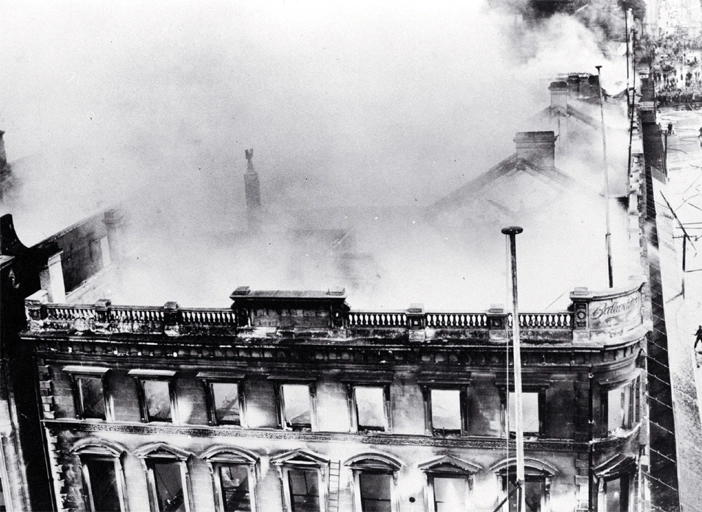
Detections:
[23, 281, 647, 344]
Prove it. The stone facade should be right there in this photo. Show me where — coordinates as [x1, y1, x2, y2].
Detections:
[21, 282, 646, 512]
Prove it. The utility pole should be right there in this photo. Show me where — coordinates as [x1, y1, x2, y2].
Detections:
[502, 226, 525, 512]
[596, 65, 614, 288]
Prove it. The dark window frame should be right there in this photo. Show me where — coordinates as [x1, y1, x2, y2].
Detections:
[70, 373, 109, 421]
[203, 448, 258, 512]
[276, 382, 316, 432]
[213, 462, 254, 512]
[422, 386, 468, 437]
[135, 376, 177, 424]
[348, 384, 391, 433]
[202, 379, 245, 427]
[79, 454, 126, 512]
[144, 456, 190, 512]
[601, 473, 632, 512]
[355, 470, 394, 512]
[427, 473, 471, 512]
[497, 384, 548, 438]
[602, 377, 640, 435]
[346, 455, 400, 512]
[499, 470, 551, 512]
[286, 466, 321, 512]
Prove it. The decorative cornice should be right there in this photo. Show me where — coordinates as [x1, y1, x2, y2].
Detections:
[42, 419, 601, 453]
[33, 336, 644, 371]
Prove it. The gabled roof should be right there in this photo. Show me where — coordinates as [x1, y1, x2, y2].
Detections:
[428, 153, 580, 215]
[531, 104, 599, 130]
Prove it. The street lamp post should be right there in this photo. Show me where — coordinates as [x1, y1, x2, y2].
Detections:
[502, 226, 525, 512]
[596, 65, 614, 288]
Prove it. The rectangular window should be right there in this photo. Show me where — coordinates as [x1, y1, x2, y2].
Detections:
[433, 476, 466, 512]
[354, 386, 386, 431]
[505, 476, 544, 512]
[148, 460, 186, 512]
[509, 392, 540, 435]
[359, 472, 392, 512]
[81, 457, 123, 512]
[210, 382, 241, 425]
[607, 380, 637, 432]
[604, 476, 630, 512]
[216, 464, 250, 512]
[141, 379, 173, 423]
[281, 384, 311, 430]
[288, 469, 320, 512]
[431, 389, 462, 433]
[75, 375, 107, 420]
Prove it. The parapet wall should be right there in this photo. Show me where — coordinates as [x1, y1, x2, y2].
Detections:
[24, 281, 648, 346]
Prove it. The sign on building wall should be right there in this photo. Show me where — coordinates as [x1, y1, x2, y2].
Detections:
[588, 288, 643, 336]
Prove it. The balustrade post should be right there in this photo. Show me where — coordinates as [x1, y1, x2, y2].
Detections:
[94, 299, 112, 330]
[163, 301, 180, 337]
[406, 303, 425, 343]
[570, 287, 592, 343]
[330, 305, 346, 329]
[487, 305, 508, 342]
[25, 298, 47, 322]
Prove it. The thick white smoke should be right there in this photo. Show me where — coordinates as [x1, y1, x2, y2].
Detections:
[0, 1, 638, 310]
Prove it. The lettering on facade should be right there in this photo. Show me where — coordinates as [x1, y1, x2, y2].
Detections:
[589, 291, 642, 335]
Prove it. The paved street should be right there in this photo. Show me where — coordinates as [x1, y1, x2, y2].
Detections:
[652, 108, 702, 510]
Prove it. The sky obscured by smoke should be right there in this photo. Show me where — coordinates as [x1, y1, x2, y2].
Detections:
[0, 1, 639, 310]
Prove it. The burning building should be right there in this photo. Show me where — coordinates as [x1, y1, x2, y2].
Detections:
[20, 277, 646, 512]
[0, 118, 651, 512]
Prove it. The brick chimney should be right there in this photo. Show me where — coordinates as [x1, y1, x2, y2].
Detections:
[243, 148, 261, 230]
[549, 81, 569, 110]
[0, 130, 7, 169]
[514, 131, 557, 169]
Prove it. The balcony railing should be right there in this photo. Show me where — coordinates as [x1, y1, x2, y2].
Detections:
[24, 282, 646, 344]
[25, 299, 574, 340]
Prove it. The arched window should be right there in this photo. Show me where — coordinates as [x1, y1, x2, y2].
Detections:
[491, 458, 557, 512]
[202, 446, 259, 512]
[71, 438, 128, 512]
[271, 449, 329, 512]
[418, 455, 481, 512]
[134, 443, 194, 512]
[345, 453, 402, 512]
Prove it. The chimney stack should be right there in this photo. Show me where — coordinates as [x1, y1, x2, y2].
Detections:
[0, 131, 7, 169]
[244, 148, 261, 230]
[549, 81, 569, 111]
[514, 131, 557, 169]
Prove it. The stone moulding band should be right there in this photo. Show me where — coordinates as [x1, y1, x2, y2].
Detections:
[43, 419, 598, 453]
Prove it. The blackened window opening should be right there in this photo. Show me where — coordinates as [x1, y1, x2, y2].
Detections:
[216, 464, 250, 512]
[210, 383, 240, 425]
[359, 472, 392, 512]
[81, 457, 122, 512]
[288, 469, 319, 512]
[76, 375, 106, 420]
[149, 460, 185, 512]
[141, 379, 172, 423]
